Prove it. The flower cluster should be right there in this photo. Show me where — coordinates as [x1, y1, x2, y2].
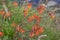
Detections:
[0, 1, 56, 40]
[29, 24, 44, 38]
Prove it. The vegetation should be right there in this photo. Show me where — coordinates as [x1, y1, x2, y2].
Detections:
[0, 0, 60, 40]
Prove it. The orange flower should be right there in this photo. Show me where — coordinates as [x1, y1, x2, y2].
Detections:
[0, 32, 3, 37]
[32, 25, 39, 31]
[3, 12, 11, 19]
[38, 10, 44, 14]
[28, 15, 35, 22]
[28, 14, 41, 23]
[3, 14, 7, 19]
[34, 27, 44, 36]
[23, 9, 28, 16]
[19, 27, 25, 34]
[51, 15, 55, 19]
[40, 5, 45, 10]
[34, 15, 41, 23]
[13, 1, 18, 7]
[29, 32, 35, 38]
[0, 11, 5, 16]
[38, 27, 44, 34]
[6, 12, 11, 17]
[35, 30, 39, 36]
[32, 24, 44, 36]
[31, 15, 35, 19]
[32, 24, 40, 36]
[24, 9, 28, 13]
[36, 16, 41, 21]
[28, 17, 32, 22]
[27, 3, 32, 9]
[48, 12, 55, 19]
[37, 4, 45, 10]
[20, 29, 25, 34]
[16, 26, 20, 31]
[37, 4, 45, 14]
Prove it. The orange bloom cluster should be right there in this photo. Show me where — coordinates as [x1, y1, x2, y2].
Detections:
[13, 1, 18, 7]
[28, 14, 41, 23]
[29, 24, 44, 38]
[23, 8, 28, 17]
[19, 27, 25, 34]
[37, 4, 45, 14]
[0, 32, 3, 37]
[27, 3, 32, 9]
[34, 14, 41, 23]
[23, 3, 32, 17]
[0, 10, 11, 19]
[16, 26, 25, 34]
[29, 31, 35, 38]
[48, 12, 55, 19]
[28, 15, 35, 22]
[3, 12, 11, 19]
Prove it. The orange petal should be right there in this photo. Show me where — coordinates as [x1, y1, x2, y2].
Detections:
[31, 15, 35, 19]
[51, 15, 55, 19]
[35, 30, 39, 36]
[0, 32, 3, 37]
[39, 27, 44, 34]
[27, 3, 32, 9]
[28, 17, 32, 22]
[6, 12, 11, 17]
[13, 1, 18, 7]
[19, 27, 25, 34]
[29, 32, 35, 38]
[0, 11, 5, 15]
